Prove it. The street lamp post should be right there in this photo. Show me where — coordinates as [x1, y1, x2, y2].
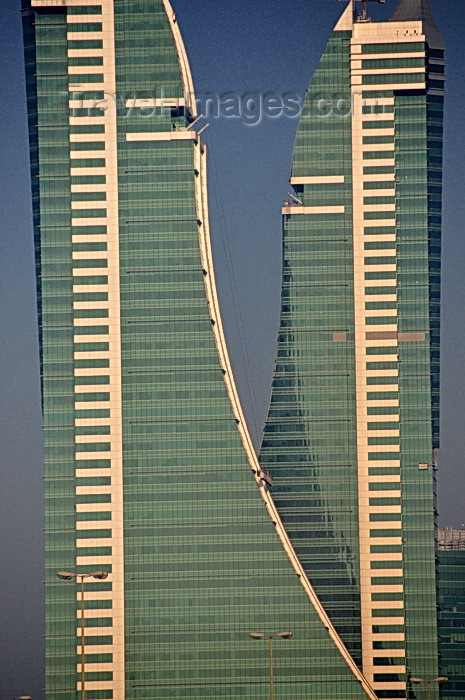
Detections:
[249, 631, 293, 700]
[410, 676, 448, 700]
[57, 570, 108, 700]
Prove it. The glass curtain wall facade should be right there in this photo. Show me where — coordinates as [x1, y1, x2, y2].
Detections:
[260, 2, 444, 699]
[23, 1, 383, 698]
[438, 550, 465, 699]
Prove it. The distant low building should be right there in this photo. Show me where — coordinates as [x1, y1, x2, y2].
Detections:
[437, 526, 465, 550]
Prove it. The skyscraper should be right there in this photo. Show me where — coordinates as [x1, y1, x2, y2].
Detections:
[260, 1, 444, 699]
[21, 0, 403, 698]
[22, 0, 445, 698]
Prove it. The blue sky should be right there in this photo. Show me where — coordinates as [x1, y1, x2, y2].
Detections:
[0, 1, 464, 697]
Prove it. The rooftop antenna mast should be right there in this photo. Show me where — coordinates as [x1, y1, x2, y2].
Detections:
[353, 0, 388, 23]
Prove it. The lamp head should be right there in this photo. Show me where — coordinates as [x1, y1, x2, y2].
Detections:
[410, 678, 424, 684]
[249, 632, 265, 640]
[57, 571, 75, 580]
[90, 570, 108, 580]
[276, 631, 293, 639]
[434, 677, 448, 683]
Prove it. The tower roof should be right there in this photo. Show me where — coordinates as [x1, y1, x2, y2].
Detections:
[390, 0, 443, 48]
[335, 0, 354, 31]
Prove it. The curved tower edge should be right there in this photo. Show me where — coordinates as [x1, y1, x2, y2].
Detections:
[162, 0, 197, 116]
[193, 135, 379, 700]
